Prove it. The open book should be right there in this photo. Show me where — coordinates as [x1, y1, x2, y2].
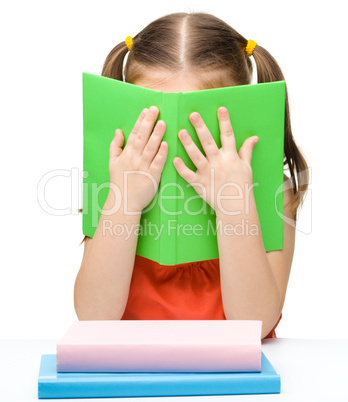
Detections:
[82, 72, 285, 265]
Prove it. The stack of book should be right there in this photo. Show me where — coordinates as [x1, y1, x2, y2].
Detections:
[38, 320, 281, 398]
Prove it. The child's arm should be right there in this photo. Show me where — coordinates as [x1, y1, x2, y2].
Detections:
[74, 194, 142, 320]
[74, 106, 167, 320]
[174, 109, 295, 339]
[217, 175, 296, 339]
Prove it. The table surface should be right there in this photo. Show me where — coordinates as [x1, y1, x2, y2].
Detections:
[0, 338, 347, 402]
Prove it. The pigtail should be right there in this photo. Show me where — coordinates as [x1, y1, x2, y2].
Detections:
[252, 45, 309, 220]
[101, 41, 129, 80]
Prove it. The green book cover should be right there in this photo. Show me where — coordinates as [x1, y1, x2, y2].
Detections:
[82, 72, 285, 266]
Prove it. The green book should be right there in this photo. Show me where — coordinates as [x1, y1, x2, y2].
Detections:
[82, 72, 285, 266]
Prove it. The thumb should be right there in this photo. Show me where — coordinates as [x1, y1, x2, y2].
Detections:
[238, 136, 259, 165]
[109, 129, 124, 160]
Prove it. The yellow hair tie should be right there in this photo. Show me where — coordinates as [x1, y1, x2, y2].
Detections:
[245, 39, 257, 57]
[125, 36, 133, 51]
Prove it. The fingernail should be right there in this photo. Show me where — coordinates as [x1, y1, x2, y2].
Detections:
[190, 113, 199, 122]
[180, 131, 188, 139]
[149, 106, 157, 115]
[219, 107, 227, 114]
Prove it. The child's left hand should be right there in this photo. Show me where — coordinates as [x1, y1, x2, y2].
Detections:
[173, 107, 259, 217]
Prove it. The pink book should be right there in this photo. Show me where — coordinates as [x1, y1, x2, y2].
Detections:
[56, 320, 262, 373]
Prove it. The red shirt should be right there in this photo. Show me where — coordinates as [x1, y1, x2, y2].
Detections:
[121, 255, 282, 339]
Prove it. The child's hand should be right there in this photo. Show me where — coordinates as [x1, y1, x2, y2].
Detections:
[108, 106, 168, 213]
[174, 107, 259, 217]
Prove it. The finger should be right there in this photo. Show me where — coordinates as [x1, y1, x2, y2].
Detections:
[173, 156, 199, 185]
[238, 137, 259, 165]
[142, 120, 166, 168]
[126, 108, 148, 147]
[178, 129, 209, 172]
[218, 107, 238, 157]
[131, 105, 159, 156]
[109, 129, 124, 160]
[148, 141, 168, 181]
[189, 112, 219, 160]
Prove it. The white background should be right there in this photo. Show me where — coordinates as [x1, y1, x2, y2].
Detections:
[0, 0, 346, 340]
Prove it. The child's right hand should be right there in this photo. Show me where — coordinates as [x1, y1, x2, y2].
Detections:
[108, 106, 168, 214]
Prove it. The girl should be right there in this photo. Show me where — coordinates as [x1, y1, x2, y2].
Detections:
[75, 12, 309, 339]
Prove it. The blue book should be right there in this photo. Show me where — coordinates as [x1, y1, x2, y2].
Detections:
[38, 352, 281, 398]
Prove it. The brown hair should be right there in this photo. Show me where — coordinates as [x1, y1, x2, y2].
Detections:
[78, 11, 309, 246]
